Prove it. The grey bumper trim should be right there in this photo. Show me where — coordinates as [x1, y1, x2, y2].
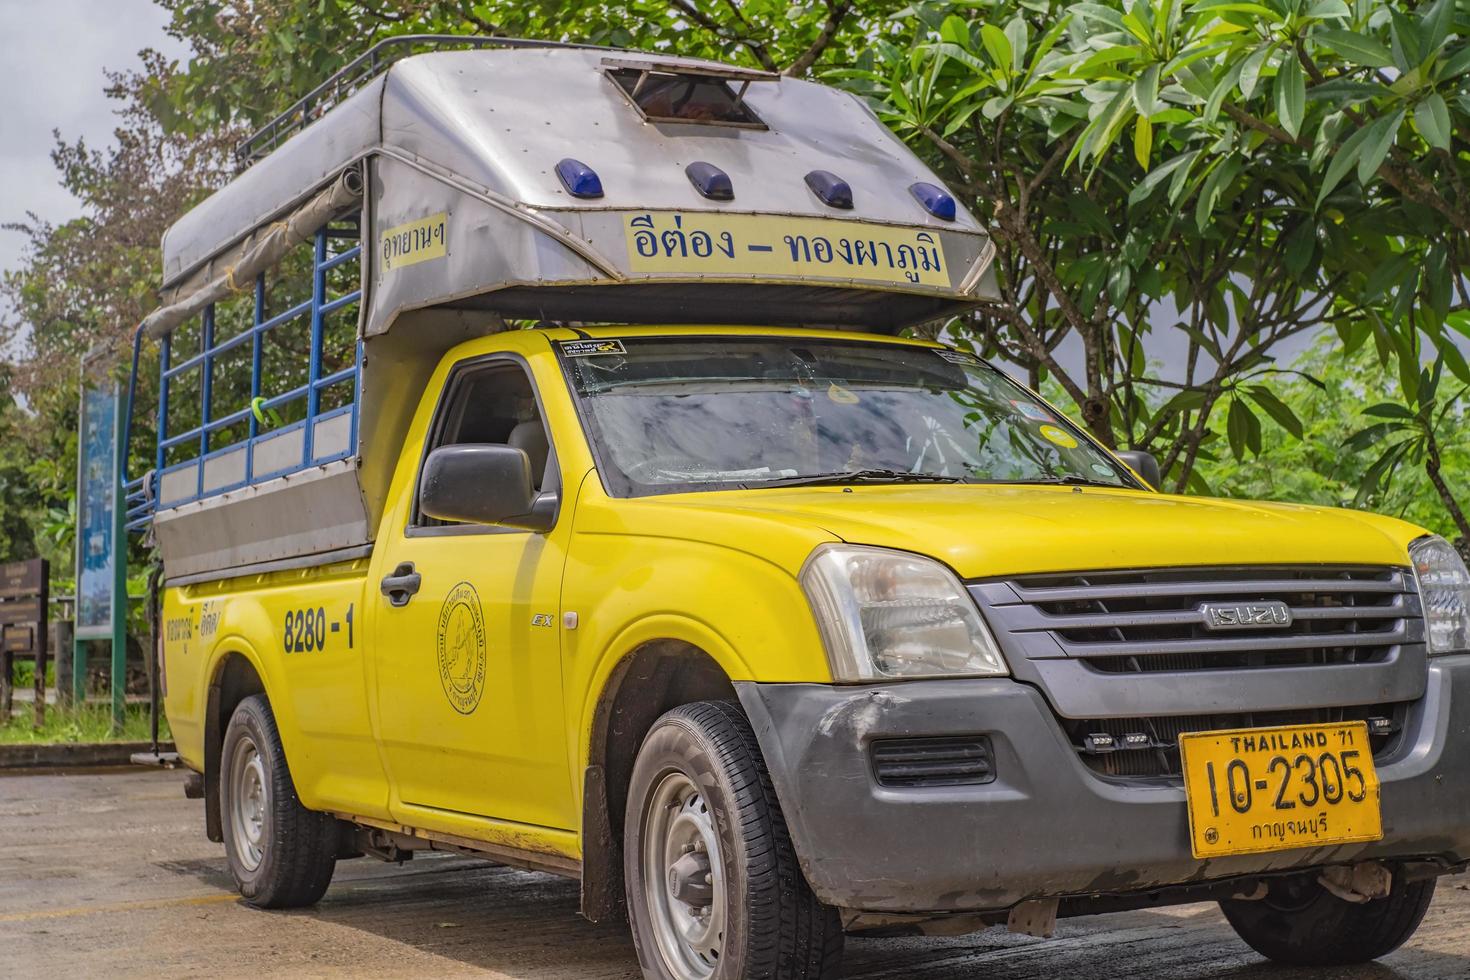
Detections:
[736, 657, 1470, 914]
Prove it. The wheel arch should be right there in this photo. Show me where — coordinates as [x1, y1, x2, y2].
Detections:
[579, 637, 740, 923]
[202, 643, 269, 843]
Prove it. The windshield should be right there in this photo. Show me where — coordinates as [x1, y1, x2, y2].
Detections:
[560, 337, 1137, 496]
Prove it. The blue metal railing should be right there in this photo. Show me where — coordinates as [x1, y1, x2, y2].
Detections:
[124, 227, 361, 532]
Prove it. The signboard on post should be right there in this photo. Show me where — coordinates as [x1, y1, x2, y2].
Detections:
[76, 383, 117, 640]
[0, 558, 50, 727]
[75, 355, 129, 728]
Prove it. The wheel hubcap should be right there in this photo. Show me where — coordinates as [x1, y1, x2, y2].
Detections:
[229, 736, 268, 872]
[643, 772, 725, 979]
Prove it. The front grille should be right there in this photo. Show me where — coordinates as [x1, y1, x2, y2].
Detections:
[871, 736, 995, 788]
[977, 565, 1420, 673]
[1065, 705, 1406, 780]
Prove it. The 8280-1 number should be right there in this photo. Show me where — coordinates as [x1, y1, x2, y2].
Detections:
[283, 603, 354, 653]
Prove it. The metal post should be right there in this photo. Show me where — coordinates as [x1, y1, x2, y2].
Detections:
[33, 566, 48, 729]
[198, 305, 214, 498]
[111, 386, 127, 733]
[304, 230, 326, 466]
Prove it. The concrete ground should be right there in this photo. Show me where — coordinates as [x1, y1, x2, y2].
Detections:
[2, 769, 1469, 980]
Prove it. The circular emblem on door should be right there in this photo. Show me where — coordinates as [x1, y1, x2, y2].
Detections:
[437, 581, 486, 715]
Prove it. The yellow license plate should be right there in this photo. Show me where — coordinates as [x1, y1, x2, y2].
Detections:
[1180, 721, 1382, 859]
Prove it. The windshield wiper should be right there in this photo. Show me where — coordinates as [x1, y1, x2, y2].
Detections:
[740, 468, 961, 489]
[1000, 474, 1122, 488]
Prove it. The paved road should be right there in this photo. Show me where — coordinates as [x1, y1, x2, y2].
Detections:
[3, 768, 1469, 979]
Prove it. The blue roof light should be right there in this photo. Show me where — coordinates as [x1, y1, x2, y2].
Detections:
[909, 181, 956, 221]
[685, 161, 734, 201]
[804, 170, 853, 209]
[556, 158, 603, 198]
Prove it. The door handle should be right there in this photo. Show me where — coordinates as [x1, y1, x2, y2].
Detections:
[380, 562, 422, 607]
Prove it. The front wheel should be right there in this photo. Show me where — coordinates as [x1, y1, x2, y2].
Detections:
[624, 701, 843, 980]
[220, 694, 340, 908]
[1220, 871, 1436, 966]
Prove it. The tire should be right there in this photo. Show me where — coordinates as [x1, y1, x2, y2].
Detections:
[220, 693, 340, 908]
[1220, 870, 1436, 966]
[624, 700, 843, 980]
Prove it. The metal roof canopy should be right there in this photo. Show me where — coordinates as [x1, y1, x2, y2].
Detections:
[157, 38, 999, 339]
[135, 38, 1003, 583]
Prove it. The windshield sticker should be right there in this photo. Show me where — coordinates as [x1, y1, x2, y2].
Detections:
[1010, 400, 1052, 422]
[624, 212, 949, 287]
[380, 212, 447, 274]
[827, 382, 860, 404]
[1091, 462, 1117, 477]
[561, 339, 627, 357]
[1038, 424, 1079, 449]
[935, 349, 981, 364]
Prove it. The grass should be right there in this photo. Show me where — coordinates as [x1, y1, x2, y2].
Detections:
[0, 702, 170, 745]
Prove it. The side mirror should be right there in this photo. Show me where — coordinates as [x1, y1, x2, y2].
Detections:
[419, 444, 555, 531]
[1116, 450, 1162, 491]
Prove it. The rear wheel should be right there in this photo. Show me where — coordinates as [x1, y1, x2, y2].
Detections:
[1220, 871, 1436, 965]
[624, 701, 843, 980]
[220, 694, 340, 908]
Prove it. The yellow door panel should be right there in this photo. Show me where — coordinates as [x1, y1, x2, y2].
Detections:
[369, 346, 576, 836]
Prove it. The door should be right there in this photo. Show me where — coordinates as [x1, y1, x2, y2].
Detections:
[371, 354, 575, 832]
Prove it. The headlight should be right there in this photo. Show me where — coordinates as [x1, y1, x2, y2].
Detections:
[800, 544, 1008, 681]
[1410, 535, 1470, 655]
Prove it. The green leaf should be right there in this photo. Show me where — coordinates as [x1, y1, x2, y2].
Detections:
[1239, 45, 1272, 99]
[1344, 421, 1399, 453]
[1282, 220, 1316, 279]
[1363, 402, 1416, 419]
[1305, 0, 1350, 19]
[980, 24, 1013, 71]
[1439, 44, 1470, 80]
[1004, 15, 1029, 73]
[1356, 108, 1405, 185]
[1246, 386, 1305, 438]
[1390, 9, 1422, 72]
[939, 14, 971, 47]
[1315, 120, 1374, 207]
[1128, 149, 1198, 205]
[1354, 440, 1411, 505]
[1438, 337, 1470, 384]
[1190, 0, 1280, 16]
[1133, 115, 1153, 168]
[1204, 59, 1246, 123]
[1275, 55, 1306, 139]
[1073, 3, 1130, 34]
[1133, 63, 1162, 116]
[1414, 93, 1451, 151]
[1195, 157, 1241, 232]
[1421, 0, 1454, 56]
[1225, 396, 1264, 459]
[1313, 28, 1394, 69]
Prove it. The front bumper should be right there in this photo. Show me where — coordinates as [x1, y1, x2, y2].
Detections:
[735, 655, 1470, 914]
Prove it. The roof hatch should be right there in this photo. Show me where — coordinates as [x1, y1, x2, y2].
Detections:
[600, 55, 774, 128]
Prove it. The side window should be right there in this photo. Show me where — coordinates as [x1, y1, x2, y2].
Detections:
[413, 359, 554, 528]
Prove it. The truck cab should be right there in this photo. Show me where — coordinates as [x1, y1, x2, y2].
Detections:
[133, 38, 1470, 980]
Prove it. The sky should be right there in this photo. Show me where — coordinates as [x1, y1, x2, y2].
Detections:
[0, 0, 182, 302]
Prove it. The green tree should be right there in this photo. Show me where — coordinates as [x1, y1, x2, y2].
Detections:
[1200, 336, 1469, 546]
[3, 0, 1465, 541]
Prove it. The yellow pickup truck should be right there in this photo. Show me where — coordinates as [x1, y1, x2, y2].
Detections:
[133, 39, 1470, 980]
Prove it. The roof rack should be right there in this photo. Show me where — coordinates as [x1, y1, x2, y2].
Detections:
[233, 34, 609, 170]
